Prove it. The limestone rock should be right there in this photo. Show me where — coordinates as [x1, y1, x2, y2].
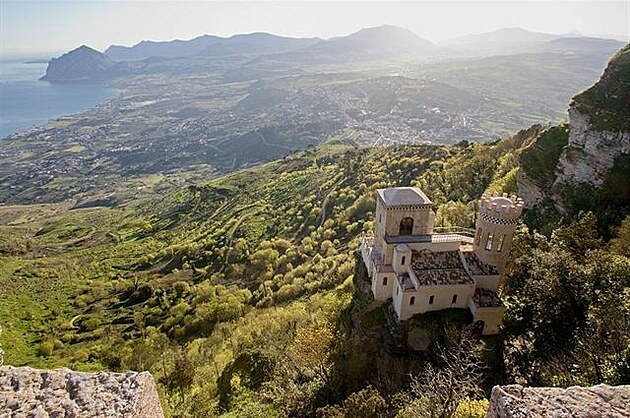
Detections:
[0, 366, 164, 418]
[553, 106, 630, 189]
[486, 384, 630, 418]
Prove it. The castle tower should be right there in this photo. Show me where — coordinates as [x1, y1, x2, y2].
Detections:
[374, 187, 435, 260]
[473, 193, 524, 270]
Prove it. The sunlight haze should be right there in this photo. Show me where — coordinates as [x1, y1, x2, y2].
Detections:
[1, 0, 628, 58]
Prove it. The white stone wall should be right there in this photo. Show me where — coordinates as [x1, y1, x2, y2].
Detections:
[469, 300, 505, 335]
[473, 274, 501, 292]
[372, 271, 394, 301]
[395, 283, 475, 321]
[383, 206, 435, 237]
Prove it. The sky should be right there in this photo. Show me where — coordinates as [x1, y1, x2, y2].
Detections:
[1, 0, 628, 57]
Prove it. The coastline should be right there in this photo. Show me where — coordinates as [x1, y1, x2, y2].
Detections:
[0, 61, 121, 139]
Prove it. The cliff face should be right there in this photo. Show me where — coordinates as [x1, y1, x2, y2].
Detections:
[516, 43, 630, 210]
[42, 45, 116, 81]
[553, 105, 630, 188]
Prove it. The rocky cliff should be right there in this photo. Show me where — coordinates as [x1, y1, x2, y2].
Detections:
[486, 384, 630, 417]
[42, 45, 116, 81]
[0, 366, 164, 417]
[516, 43, 630, 210]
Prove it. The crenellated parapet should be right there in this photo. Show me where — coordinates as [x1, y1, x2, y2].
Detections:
[478, 193, 524, 221]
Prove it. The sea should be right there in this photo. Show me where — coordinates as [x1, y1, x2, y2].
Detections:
[0, 60, 118, 139]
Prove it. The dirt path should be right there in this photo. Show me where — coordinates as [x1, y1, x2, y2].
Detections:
[219, 207, 263, 272]
[318, 177, 347, 228]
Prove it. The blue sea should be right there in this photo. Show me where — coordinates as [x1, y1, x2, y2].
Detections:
[0, 60, 118, 138]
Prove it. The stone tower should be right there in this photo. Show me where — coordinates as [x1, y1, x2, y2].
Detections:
[473, 193, 524, 269]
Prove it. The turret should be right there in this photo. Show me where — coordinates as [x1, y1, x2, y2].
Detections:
[473, 193, 524, 270]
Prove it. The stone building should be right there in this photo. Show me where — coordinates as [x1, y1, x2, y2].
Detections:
[360, 187, 523, 335]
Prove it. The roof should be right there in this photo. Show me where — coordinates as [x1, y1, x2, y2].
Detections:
[376, 187, 431, 207]
[410, 249, 474, 286]
[462, 250, 499, 275]
[397, 273, 416, 291]
[473, 288, 504, 308]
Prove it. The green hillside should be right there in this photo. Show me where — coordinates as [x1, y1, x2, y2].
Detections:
[573, 43, 630, 131]
[1, 127, 629, 416]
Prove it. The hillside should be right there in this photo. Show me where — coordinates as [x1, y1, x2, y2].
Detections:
[1, 34, 629, 418]
[2, 37, 618, 205]
[1, 120, 628, 416]
[41, 45, 117, 81]
[518, 43, 630, 232]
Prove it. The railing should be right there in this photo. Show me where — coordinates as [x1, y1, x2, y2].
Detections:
[385, 233, 473, 244]
[432, 226, 476, 236]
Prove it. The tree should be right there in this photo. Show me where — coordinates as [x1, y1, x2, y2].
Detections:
[400, 330, 484, 418]
[164, 349, 195, 404]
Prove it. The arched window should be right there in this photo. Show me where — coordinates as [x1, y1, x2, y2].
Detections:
[475, 228, 483, 245]
[497, 234, 505, 252]
[429, 295, 434, 305]
[485, 233, 494, 251]
[401, 256, 406, 266]
[399, 217, 413, 235]
[382, 277, 388, 286]
[410, 296, 415, 305]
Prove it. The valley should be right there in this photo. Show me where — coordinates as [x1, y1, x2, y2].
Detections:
[0, 27, 622, 205]
[0, 24, 628, 417]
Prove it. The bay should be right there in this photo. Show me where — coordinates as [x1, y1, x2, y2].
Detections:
[0, 61, 118, 139]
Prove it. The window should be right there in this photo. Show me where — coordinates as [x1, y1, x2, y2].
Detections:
[475, 228, 483, 245]
[382, 277, 388, 286]
[396, 286, 399, 296]
[401, 256, 406, 266]
[497, 234, 505, 252]
[410, 296, 415, 305]
[399, 217, 413, 235]
[452, 294, 458, 304]
[379, 214, 382, 223]
[485, 233, 494, 251]
[429, 295, 434, 305]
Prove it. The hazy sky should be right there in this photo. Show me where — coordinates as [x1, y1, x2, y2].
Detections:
[1, 0, 628, 57]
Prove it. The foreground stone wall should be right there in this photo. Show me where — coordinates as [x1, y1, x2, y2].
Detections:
[0, 366, 164, 417]
[487, 384, 630, 418]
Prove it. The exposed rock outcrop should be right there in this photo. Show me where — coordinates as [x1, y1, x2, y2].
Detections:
[0, 366, 164, 417]
[553, 105, 630, 188]
[42, 45, 116, 82]
[516, 43, 630, 211]
[486, 384, 630, 417]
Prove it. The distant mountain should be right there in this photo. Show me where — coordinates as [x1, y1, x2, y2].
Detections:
[272, 25, 436, 64]
[542, 36, 624, 53]
[105, 34, 222, 61]
[41, 45, 116, 81]
[105, 33, 320, 61]
[442, 28, 561, 54]
[200, 33, 320, 57]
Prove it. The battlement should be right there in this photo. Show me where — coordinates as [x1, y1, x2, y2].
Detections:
[479, 193, 524, 221]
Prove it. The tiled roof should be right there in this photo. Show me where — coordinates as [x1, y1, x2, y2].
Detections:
[462, 250, 499, 275]
[473, 288, 503, 308]
[410, 249, 474, 286]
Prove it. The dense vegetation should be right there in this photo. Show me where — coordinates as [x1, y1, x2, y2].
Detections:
[2, 116, 629, 416]
[573, 43, 630, 131]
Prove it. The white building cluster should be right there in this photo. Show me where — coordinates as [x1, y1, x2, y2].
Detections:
[360, 187, 523, 335]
